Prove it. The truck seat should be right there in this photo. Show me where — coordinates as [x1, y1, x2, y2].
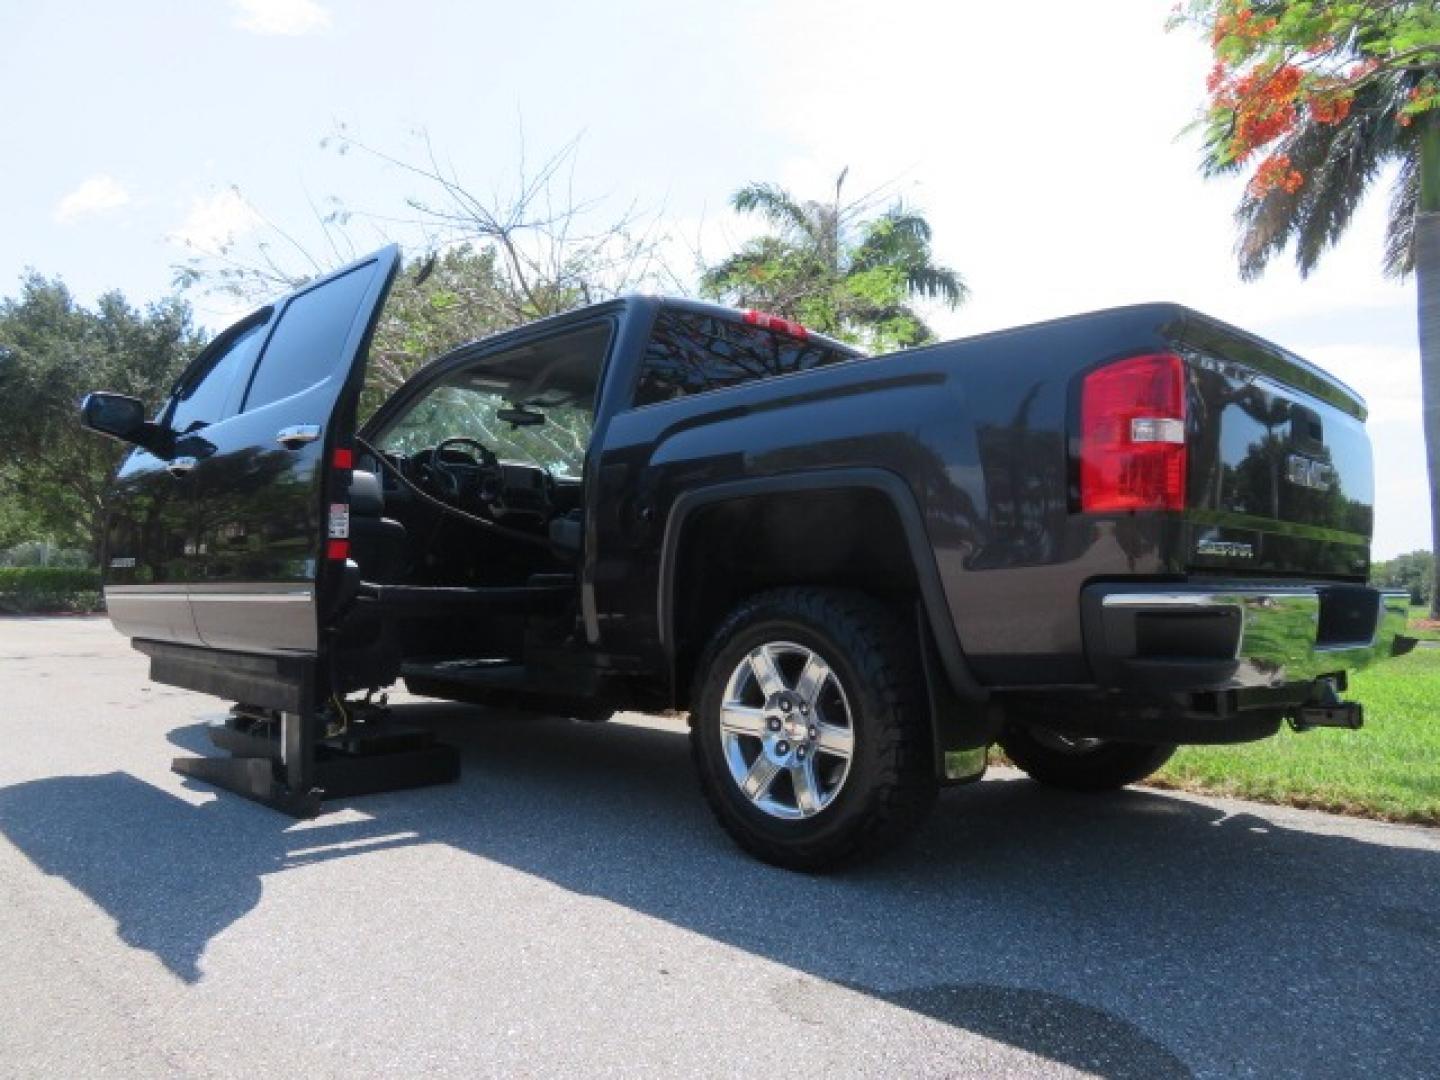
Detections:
[349, 469, 407, 582]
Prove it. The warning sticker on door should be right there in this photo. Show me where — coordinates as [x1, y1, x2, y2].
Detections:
[328, 502, 350, 539]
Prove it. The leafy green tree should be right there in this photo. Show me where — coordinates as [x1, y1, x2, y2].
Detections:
[1172, 0, 1440, 613]
[1371, 548, 1435, 605]
[0, 499, 45, 553]
[0, 275, 204, 561]
[363, 245, 516, 416]
[700, 170, 968, 351]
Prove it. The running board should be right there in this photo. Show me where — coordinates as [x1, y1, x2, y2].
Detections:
[402, 658, 612, 719]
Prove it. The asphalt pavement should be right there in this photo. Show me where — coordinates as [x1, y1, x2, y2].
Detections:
[2, 616, 1438, 1078]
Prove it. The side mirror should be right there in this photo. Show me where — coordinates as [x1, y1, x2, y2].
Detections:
[80, 392, 167, 452]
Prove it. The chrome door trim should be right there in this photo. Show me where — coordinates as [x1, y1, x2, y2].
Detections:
[106, 587, 314, 602]
[188, 588, 315, 602]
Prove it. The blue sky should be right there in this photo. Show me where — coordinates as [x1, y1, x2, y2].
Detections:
[0, 0, 1428, 557]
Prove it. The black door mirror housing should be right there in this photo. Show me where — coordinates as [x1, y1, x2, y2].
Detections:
[80, 392, 169, 453]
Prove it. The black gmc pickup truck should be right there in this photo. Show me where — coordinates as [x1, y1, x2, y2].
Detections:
[82, 244, 1414, 869]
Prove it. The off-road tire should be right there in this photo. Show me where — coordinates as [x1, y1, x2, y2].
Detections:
[998, 726, 1176, 792]
[690, 587, 937, 871]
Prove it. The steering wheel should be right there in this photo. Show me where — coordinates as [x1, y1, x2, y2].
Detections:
[431, 437, 501, 502]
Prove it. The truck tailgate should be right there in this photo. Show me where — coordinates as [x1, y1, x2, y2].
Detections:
[1178, 314, 1373, 579]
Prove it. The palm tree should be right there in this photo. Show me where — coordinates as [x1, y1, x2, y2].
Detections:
[1203, 70, 1440, 617]
[701, 170, 967, 351]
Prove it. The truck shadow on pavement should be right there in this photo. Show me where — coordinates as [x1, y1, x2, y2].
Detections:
[2, 703, 1438, 1078]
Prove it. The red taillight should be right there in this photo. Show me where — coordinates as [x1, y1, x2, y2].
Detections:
[332, 447, 354, 470]
[1080, 353, 1188, 512]
[743, 309, 809, 341]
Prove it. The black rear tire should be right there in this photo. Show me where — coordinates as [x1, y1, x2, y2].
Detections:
[690, 587, 937, 872]
[998, 726, 1175, 792]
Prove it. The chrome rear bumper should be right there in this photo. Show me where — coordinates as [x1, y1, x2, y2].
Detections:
[1083, 584, 1414, 691]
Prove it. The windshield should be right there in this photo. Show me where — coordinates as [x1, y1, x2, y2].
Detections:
[375, 321, 611, 477]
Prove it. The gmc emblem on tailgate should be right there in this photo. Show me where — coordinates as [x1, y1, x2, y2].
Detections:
[1286, 453, 1332, 492]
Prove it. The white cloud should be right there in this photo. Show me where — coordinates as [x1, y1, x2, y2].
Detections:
[169, 188, 263, 253]
[747, 0, 1413, 335]
[53, 174, 130, 224]
[194, 294, 261, 336]
[231, 0, 330, 36]
[1307, 344, 1419, 427]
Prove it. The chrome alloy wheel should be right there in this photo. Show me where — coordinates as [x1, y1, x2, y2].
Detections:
[719, 641, 855, 820]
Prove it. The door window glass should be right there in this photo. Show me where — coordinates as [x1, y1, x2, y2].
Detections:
[168, 320, 268, 432]
[242, 265, 373, 411]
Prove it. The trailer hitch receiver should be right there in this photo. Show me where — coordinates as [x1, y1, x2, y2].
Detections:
[1289, 677, 1364, 733]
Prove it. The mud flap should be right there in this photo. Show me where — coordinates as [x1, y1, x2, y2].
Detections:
[917, 605, 998, 784]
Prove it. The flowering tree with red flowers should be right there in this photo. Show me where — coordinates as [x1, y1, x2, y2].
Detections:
[1174, 0, 1440, 613]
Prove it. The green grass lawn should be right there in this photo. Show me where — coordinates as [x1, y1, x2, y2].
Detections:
[1153, 647, 1440, 823]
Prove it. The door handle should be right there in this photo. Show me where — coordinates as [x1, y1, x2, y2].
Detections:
[276, 424, 322, 450]
[166, 456, 198, 477]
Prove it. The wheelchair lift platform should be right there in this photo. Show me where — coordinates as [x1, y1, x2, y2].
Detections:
[172, 702, 460, 818]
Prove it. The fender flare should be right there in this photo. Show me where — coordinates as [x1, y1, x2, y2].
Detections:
[655, 467, 986, 705]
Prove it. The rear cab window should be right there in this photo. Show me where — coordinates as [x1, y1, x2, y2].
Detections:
[633, 308, 858, 407]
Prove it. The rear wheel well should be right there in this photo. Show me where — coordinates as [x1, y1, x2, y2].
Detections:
[669, 487, 921, 707]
